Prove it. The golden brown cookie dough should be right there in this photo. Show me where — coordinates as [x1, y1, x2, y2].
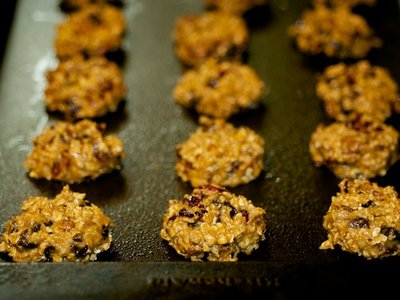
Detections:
[45, 55, 127, 120]
[55, 4, 125, 59]
[0, 185, 113, 262]
[160, 184, 267, 261]
[59, 0, 123, 13]
[288, 5, 381, 58]
[309, 114, 399, 179]
[316, 60, 400, 122]
[173, 11, 249, 67]
[320, 179, 400, 259]
[173, 59, 266, 119]
[176, 116, 265, 187]
[205, 0, 267, 15]
[25, 120, 125, 184]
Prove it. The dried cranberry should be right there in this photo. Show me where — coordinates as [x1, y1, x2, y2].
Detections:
[18, 230, 37, 249]
[44, 220, 53, 227]
[44, 246, 55, 262]
[230, 208, 238, 219]
[207, 80, 219, 89]
[168, 215, 177, 222]
[73, 234, 83, 242]
[240, 210, 249, 223]
[179, 209, 195, 218]
[32, 223, 41, 233]
[184, 195, 202, 207]
[349, 217, 369, 229]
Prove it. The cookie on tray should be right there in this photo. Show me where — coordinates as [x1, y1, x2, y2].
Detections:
[288, 5, 381, 58]
[45, 55, 126, 120]
[173, 58, 266, 119]
[176, 116, 265, 187]
[0, 185, 113, 262]
[316, 60, 400, 122]
[309, 114, 399, 179]
[204, 0, 267, 15]
[24, 120, 125, 184]
[320, 179, 400, 259]
[55, 4, 125, 59]
[59, 0, 123, 13]
[160, 184, 267, 261]
[173, 11, 249, 67]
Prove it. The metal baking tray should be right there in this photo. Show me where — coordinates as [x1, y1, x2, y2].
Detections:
[0, 0, 400, 298]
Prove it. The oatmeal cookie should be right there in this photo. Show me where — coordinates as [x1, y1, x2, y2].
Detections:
[45, 55, 126, 120]
[59, 0, 123, 13]
[0, 185, 113, 262]
[176, 116, 265, 187]
[320, 179, 400, 259]
[160, 184, 267, 261]
[55, 4, 125, 59]
[204, 0, 267, 15]
[24, 120, 125, 184]
[173, 11, 249, 67]
[173, 59, 266, 119]
[316, 60, 400, 122]
[288, 5, 381, 58]
[309, 114, 399, 179]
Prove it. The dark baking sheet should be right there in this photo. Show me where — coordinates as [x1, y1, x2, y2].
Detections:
[0, 0, 400, 298]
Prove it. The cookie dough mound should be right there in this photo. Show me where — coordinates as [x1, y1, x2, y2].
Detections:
[173, 11, 249, 67]
[45, 55, 126, 120]
[320, 179, 400, 259]
[25, 120, 125, 184]
[160, 184, 267, 261]
[205, 0, 267, 15]
[309, 114, 399, 179]
[176, 116, 265, 187]
[312, 0, 376, 7]
[316, 60, 400, 122]
[173, 59, 266, 119]
[0, 185, 113, 262]
[288, 5, 381, 58]
[55, 4, 125, 59]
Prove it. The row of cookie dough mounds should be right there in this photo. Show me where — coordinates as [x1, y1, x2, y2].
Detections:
[55, 3, 126, 60]
[288, 4, 381, 59]
[160, 184, 267, 261]
[24, 119, 125, 184]
[320, 179, 400, 259]
[45, 55, 127, 120]
[316, 60, 400, 122]
[0, 186, 113, 262]
[309, 114, 399, 179]
[176, 116, 265, 188]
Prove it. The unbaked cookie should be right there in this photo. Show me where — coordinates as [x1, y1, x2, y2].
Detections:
[55, 4, 125, 59]
[160, 184, 267, 261]
[288, 5, 381, 58]
[176, 116, 265, 187]
[320, 179, 400, 259]
[173, 11, 249, 67]
[45, 55, 126, 120]
[173, 58, 266, 119]
[316, 60, 400, 122]
[309, 114, 399, 179]
[0, 185, 113, 262]
[25, 120, 125, 184]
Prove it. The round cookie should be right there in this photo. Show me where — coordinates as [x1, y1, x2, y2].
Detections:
[173, 59, 266, 119]
[0, 185, 113, 262]
[55, 4, 125, 59]
[204, 0, 267, 15]
[309, 114, 399, 179]
[288, 5, 381, 58]
[45, 55, 127, 120]
[316, 60, 400, 122]
[176, 116, 265, 187]
[320, 179, 400, 259]
[160, 184, 267, 261]
[173, 11, 249, 67]
[24, 120, 125, 184]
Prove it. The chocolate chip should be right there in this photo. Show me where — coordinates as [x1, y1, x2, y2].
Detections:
[73, 234, 83, 243]
[101, 226, 109, 239]
[32, 223, 41, 233]
[72, 245, 88, 259]
[44, 220, 53, 227]
[18, 230, 37, 249]
[361, 200, 373, 208]
[381, 227, 400, 240]
[44, 246, 55, 262]
[349, 217, 369, 229]
[230, 208, 238, 219]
